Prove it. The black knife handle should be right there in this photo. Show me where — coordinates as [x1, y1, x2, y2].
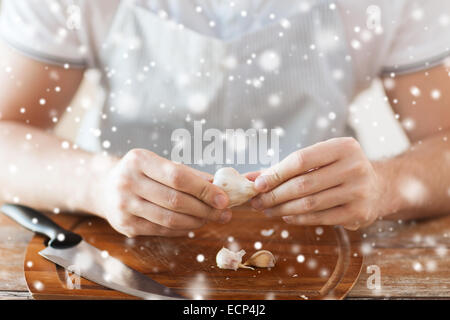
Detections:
[1, 204, 82, 249]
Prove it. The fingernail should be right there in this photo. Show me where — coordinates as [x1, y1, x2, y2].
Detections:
[220, 210, 232, 223]
[254, 176, 267, 191]
[214, 194, 228, 209]
[251, 198, 263, 210]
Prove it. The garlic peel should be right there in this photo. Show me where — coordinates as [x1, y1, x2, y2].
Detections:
[243, 250, 276, 268]
[213, 167, 258, 208]
[216, 247, 246, 271]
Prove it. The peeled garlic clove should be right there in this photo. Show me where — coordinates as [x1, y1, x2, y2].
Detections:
[216, 247, 249, 270]
[213, 167, 258, 208]
[243, 250, 276, 268]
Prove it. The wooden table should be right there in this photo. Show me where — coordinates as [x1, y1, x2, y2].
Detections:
[1, 212, 450, 300]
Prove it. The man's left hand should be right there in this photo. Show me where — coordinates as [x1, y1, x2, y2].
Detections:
[250, 137, 384, 230]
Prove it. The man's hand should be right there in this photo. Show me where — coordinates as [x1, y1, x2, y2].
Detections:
[90, 149, 231, 237]
[250, 137, 383, 230]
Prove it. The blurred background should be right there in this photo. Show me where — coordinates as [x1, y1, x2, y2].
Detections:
[0, 0, 411, 161]
[54, 71, 411, 160]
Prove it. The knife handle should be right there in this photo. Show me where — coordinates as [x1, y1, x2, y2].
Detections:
[1, 203, 82, 249]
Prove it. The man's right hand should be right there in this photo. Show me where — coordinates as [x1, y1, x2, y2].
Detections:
[90, 149, 231, 237]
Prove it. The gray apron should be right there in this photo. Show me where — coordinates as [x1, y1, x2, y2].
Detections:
[78, 0, 354, 174]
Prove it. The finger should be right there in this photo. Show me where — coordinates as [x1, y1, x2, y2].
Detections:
[129, 197, 206, 230]
[139, 153, 229, 209]
[244, 170, 262, 182]
[254, 138, 353, 192]
[118, 215, 191, 237]
[251, 161, 346, 210]
[282, 206, 350, 226]
[133, 174, 232, 223]
[262, 185, 353, 217]
[185, 166, 214, 182]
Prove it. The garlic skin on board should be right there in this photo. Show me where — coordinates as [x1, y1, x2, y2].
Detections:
[216, 247, 252, 270]
[243, 250, 276, 268]
[212, 167, 259, 208]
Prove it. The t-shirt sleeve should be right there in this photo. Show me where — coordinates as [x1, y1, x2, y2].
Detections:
[381, 0, 450, 75]
[0, 0, 88, 68]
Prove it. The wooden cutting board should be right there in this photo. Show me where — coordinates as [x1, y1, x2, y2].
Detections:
[24, 208, 363, 300]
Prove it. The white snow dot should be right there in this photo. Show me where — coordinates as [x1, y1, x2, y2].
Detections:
[187, 93, 209, 114]
[316, 117, 329, 129]
[258, 50, 281, 72]
[281, 230, 289, 239]
[196, 254, 205, 263]
[61, 141, 70, 149]
[315, 227, 324, 235]
[57, 233, 66, 242]
[39, 98, 46, 105]
[34, 281, 44, 291]
[101, 250, 109, 259]
[351, 39, 361, 50]
[426, 260, 437, 272]
[254, 241, 262, 250]
[431, 89, 441, 100]
[280, 18, 291, 29]
[411, 8, 424, 21]
[402, 118, 416, 131]
[268, 93, 281, 107]
[296, 254, 305, 263]
[102, 140, 111, 149]
[410, 86, 421, 97]
[412, 261, 423, 272]
[32, 218, 38, 224]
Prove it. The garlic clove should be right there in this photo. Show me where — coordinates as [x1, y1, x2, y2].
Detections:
[213, 167, 258, 208]
[216, 247, 247, 271]
[243, 250, 276, 268]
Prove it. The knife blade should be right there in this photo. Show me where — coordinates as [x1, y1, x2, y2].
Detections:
[1, 203, 184, 300]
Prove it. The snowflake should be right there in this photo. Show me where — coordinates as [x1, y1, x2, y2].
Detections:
[258, 50, 281, 72]
[187, 93, 209, 114]
[431, 89, 441, 100]
[281, 230, 289, 239]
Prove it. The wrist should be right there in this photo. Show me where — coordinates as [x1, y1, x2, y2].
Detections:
[372, 159, 404, 219]
[81, 153, 118, 217]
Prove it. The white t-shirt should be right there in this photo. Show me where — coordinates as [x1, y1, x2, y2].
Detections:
[1, 0, 450, 173]
[2, 0, 450, 95]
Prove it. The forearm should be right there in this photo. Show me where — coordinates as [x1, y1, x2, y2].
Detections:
[374, 130, 450, 221]
[0, 121, 116, 215]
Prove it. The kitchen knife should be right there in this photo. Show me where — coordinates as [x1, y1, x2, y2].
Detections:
[1, 203, 184, 300]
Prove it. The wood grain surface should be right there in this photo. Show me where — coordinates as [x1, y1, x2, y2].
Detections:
[22, 209, 363, 300]
[2, 211, 450, 299]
